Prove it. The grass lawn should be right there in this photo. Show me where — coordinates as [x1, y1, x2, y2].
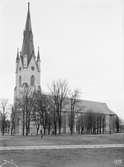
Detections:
[0, 133, 124, 147]
[0, 134, 124, 167]
[0, 148, 124, 167]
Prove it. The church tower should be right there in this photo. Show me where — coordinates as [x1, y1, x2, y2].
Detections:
[14, 3, 41, 135]
[14, 3, 41, 100]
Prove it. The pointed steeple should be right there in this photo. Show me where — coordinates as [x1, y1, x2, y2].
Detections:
[21, 2, 35, 65]
[37, 46, 40, 61]
[16, 48, 19, 63]
[37, 47, 40, 72]
[25, 2, 32, 31]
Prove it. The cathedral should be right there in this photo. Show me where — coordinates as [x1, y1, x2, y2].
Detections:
[14, 3, 118, 135]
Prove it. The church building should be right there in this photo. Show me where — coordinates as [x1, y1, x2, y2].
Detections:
[13, 3, 118, 135]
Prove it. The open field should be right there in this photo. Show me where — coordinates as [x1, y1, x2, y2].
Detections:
[0, 133, 124, 147]
[0, 134, 123, 167]
[0, 148, 124, 167]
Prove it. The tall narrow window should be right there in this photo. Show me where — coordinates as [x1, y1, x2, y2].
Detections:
[30, 75, 35, 86]
[19, 76, 21, 87]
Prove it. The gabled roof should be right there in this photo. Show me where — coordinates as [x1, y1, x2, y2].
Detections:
[28, 55, 39, 72]
[63, 99, 115, 115]
[77, 100, 115, 115]
[43, 93, 116, 115]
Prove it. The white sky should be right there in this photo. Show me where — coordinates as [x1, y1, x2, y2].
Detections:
[0, 0, 124, 119]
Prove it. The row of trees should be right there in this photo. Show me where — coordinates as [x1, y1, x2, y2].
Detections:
[11, 80, 80, 136]
[76, 111, 106, 134]
[76, 111, 120, 134]
[10, 80, 120, 136]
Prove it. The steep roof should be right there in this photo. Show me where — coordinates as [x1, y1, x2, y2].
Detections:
[78, 100, 115, 115]
[42, 92, 115, 115]
[63, 99, 115, 115]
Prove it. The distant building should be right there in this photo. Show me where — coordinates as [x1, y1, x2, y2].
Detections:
[13, 3, 118, 135]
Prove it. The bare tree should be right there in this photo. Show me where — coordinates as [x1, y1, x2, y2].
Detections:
[10, 106, 16, 135]
[68, 89, 80, 135]
[33, 90, 44, 135]
[49, 80, 69, 134]
[16, 87, 35, 136]
[32, 90, 51, 135]
[32, 108, 40, 135]
[76, 110, 106, 135]
[76, 114, 85, 134]
[0, 99, 8, 135]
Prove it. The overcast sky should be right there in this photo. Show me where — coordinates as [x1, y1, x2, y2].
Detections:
[0, 0, 124, 119]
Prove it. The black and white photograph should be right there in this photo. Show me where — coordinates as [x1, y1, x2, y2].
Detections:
[0, 0, 124, 166]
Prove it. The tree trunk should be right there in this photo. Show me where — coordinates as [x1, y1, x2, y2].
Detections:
[54, 121, 57, 135]
[43, 127, 46, 135]
[58, 116, 61, 134]
[36, 128, 39, 135]
[22, 110, 25, 136]
[36, 124, 39, 135]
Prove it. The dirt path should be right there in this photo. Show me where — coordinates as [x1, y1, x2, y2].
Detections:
[0, 144, 124, 151]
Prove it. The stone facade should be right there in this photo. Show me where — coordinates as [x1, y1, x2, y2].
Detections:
[14, 3, 41, 101]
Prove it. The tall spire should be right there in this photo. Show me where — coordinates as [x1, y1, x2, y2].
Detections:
[37, 46, 40, 72]
[28, 2, 30, 9]
[25, 2, 32, 31]
[37, 46, 40, 61]
[21, 2, 35, 65]
[16, 48, 19, 63]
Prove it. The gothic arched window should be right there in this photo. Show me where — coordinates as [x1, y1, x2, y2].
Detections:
[19, 76, 21, 87]
[30, 75, 35, 86]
